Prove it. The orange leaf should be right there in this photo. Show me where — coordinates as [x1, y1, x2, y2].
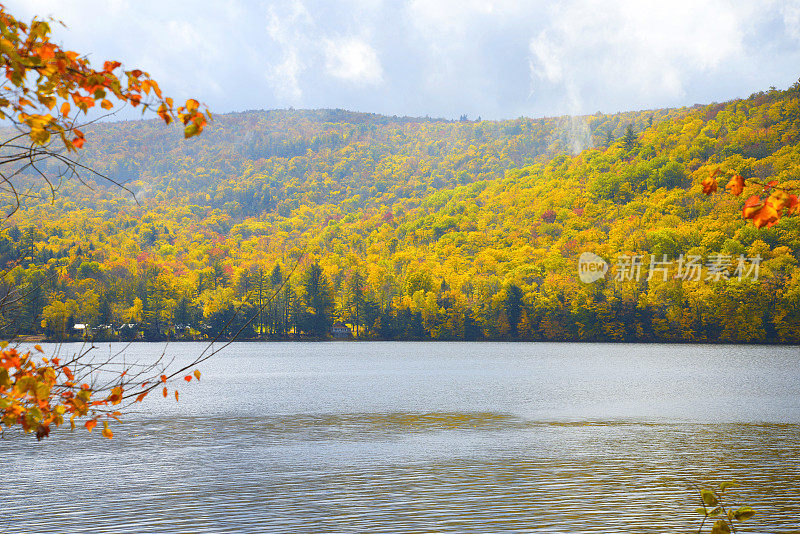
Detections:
[100, 99, 113, 110]
[34, 344, 44, 353]
[85, 419, 97, 432]
[162, 386, 168, 398]
[102, 421, 113, 439]
[702, 176, 717, 195]
[185, 98, 200, 112]
[754, 205, 779, 228]
[194, 370, 201, 380]
[725, 174, 744, 196]
[174, 390, 179, 402]
[156, 102, 172, 125]
[184, 375, 192, 382]
[38, 43, 56, 61]
[160, 374, 167, 383]
[135, 391, 148, 402]
[150, 79, 162, 99]
[72, 136, 84, 149]
[742, 195, 764, 218]
[769, 189, 791, 211]
[107, 386, 123, 405]
[60, 102, 71, 117]
[743, 196, 779, 228]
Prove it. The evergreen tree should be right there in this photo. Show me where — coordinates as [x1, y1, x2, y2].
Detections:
[302, 263, 334, 337]
[344, 271, 366, 336]
[98, 297, 112, 325]
[622, 123, 637, 151]
[505, 284, 523, 337]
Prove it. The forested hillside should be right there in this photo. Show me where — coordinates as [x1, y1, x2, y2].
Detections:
[2, 83, 799, 343]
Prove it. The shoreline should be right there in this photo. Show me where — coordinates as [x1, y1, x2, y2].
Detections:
[14, 337, 799, 347]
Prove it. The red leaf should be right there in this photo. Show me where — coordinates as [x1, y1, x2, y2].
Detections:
[787, 195, 798, 215]
[36, 424, 51, 441]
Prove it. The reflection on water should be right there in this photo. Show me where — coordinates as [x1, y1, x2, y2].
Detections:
[3, 342, 800, 533]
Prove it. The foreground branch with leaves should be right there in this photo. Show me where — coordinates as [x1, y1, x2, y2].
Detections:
[0, 2, 218, 439]
[0, 2, 211, 216]
[0, 342, 201, 440]
[693, 480, 756, 534]
[702, 168, 799, 228]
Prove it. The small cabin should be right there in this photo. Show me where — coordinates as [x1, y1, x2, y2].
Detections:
[330, 321, 352, 338]
[73, 323, 90, 339]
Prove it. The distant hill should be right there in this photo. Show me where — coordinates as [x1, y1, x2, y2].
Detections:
[13, 106, 678, 210]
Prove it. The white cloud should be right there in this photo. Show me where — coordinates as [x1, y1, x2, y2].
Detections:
[406, 0, 520, 37]
[5, 0, 800, 119]
[529, 31, 564, 85]
[269, 50, 304, 101]
[783, 1, 800, 40]
[527, 0, 753, 113]
[166, 20, 219, 58]
[265, 0, 312, 103]
[324, 37, 383, 85]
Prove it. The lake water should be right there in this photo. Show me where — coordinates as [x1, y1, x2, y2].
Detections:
[2, 342, 799, 533]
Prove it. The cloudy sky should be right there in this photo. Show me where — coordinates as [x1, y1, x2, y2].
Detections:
[8, 0, 800, 120]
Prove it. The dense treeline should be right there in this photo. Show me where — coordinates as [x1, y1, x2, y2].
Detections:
[1, 83, 799, 343]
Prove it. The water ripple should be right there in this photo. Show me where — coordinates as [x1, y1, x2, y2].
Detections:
[2, 415, 798, 533]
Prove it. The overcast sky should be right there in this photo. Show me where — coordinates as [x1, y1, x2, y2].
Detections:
[8, 0, 800, 120]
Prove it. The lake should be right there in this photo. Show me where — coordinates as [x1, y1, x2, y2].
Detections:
[2, 342, 799, 533]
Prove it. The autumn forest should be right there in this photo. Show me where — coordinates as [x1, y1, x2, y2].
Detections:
[2, 82, 800, 344]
